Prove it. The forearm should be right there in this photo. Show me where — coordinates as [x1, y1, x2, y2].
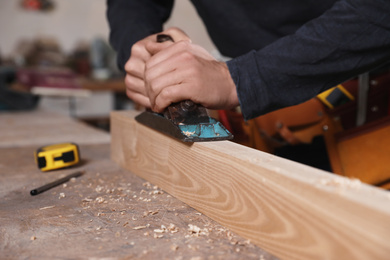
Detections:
[228, 0, 390, 120]
[106, 0, 174, 70]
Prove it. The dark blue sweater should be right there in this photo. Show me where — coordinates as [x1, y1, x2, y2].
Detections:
[107, 0, 390, 119]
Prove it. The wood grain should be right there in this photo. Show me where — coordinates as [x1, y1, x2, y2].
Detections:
[111, 110, 390, 260]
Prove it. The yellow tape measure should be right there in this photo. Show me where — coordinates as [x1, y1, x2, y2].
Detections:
[34, 142, 80, 172]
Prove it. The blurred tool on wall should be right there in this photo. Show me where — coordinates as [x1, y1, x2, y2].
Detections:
[0, 34, 121, 113]
[20, 0, 55, 12]
[0, 66, 39, 111]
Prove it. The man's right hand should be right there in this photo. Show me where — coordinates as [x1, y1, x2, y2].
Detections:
[124, 27, 190, 108]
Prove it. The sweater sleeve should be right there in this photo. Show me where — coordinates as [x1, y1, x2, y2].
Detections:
[106, 0, 174, 70]
[227, 0, 390, 120]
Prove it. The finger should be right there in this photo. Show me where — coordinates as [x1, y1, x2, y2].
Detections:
[126, 88, 151, 108]
[124, 57, 145, 79]
[152, 84, 193, 113]
[145, 41, 174, 56]
[145, 41, 191, 71]
[125, 74, 147, 96]
[145, 66, 183, 107]
[130, 39, 153, 61]
[125, 36, 155, 78]
[144, 49, 193, 105]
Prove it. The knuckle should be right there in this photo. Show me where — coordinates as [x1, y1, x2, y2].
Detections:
[176, 40, 190, 49]
[159, 87, 174, 100]
[131, 42, 143, 54]
[149, 79, 160, 93]
[180, 51, 195, 62]
[125, 58, 142, 73]
[124, 60, 135, 72]
[165, 27, 178, 33]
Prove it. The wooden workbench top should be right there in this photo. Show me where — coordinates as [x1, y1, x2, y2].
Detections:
[0, 109, 278, 259]
[0, 109, 110, 148]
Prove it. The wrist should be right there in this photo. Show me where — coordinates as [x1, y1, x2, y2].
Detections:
[221, 62, 240, 108]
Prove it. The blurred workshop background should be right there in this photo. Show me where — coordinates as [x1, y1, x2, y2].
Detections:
[0, 0, 215, 129]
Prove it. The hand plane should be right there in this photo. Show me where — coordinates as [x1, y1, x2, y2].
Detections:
[135, 34, 233, 142]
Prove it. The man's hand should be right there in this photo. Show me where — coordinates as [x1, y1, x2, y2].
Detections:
[144, 40, 239, 113]
[124, 27, 190, 108]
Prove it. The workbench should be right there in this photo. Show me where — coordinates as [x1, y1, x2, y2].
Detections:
[0, 109, 278, 259]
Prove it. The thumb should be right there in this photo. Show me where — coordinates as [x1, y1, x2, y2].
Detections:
[145, 41, 173, 56]
[163, 27, 191, 42]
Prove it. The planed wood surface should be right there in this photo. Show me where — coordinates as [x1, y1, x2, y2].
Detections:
[0, 109, 277, 259]
[111, 110, 390, 260]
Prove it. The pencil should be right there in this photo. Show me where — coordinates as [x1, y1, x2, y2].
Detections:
[30, 171, 84, 196]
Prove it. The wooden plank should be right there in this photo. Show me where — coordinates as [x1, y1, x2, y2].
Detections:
[111, 110, 390, 260]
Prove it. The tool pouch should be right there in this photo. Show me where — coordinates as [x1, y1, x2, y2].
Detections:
[243, 98, 328, 153]
[222, 69, 390, 189]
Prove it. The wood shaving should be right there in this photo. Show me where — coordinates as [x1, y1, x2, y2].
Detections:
[143, 210, 159, 217]
[95, 197, 105, 204]
[154, 224, 167, 233]
[153, 228, 166, 234]
[187, 224, 209, 237]
[82, 198, 93, 202]
[133, 226, 147, 230]
[58, 193, 65, 199]
[142, 182, 152, 188]
[183, 131, 195, 137]
[153, 224, 178, 234]
[318, 177, 361, 189]
[168, 223, 178, 233]
[170, 244, 179, 251]
[39, 205, 55, 210]
[153, 233, 163, 239]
